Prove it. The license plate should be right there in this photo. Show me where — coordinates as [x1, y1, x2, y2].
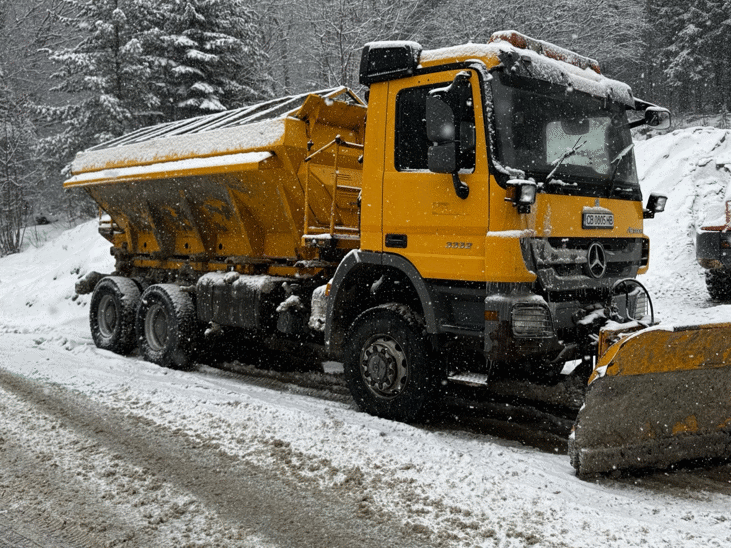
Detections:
[583, 212, 614, 229]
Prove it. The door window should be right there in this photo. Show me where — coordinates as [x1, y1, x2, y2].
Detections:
[395, 82, 475, 172]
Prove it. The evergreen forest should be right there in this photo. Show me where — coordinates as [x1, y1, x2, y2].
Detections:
[0, 0, 723, 254]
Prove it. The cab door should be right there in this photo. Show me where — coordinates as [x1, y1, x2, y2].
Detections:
[381, 69, 489, 283]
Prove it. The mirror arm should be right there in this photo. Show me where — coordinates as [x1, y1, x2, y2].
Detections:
[452, 173, 470, 199]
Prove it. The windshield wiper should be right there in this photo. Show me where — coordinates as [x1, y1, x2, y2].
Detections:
[607, 143, 634, 197]
[546, 137, 585, 183]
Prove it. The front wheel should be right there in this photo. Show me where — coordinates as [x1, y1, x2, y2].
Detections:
[136, 284, 199, 370]
[343, 304, 438, 422]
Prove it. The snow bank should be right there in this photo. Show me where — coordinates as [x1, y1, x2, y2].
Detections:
[0, 220, 114, 337]
[637, 126, 731, 324]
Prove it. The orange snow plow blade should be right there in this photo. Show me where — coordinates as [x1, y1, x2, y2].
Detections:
[570, 322, 731, 477]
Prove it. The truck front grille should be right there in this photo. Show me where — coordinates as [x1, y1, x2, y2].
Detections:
[531, 237, 645, 291]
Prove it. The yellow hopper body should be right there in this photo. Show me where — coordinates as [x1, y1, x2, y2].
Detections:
[64, 87, 367, 278]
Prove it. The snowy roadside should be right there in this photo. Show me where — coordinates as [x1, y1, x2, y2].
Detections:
[3, 327, 731, 548]
[0, 128, 731, 547]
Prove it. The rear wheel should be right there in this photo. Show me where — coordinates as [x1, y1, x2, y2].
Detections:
[136, 284, 199, 370]
[705, 269, 731, 301]
[89, 276, 141, 354]
[343, 304, 438, 422]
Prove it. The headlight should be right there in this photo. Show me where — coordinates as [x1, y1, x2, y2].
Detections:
[506, 179, 537, 214]
[511, 304, 553, 338]
[720, 232, 731, 250]
[518, 183, 537, 206]
[630, 290, 649, 320]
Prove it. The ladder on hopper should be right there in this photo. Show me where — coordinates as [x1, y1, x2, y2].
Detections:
[302, 135, 363, 249]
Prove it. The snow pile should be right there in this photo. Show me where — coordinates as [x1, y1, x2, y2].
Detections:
[637, 126, 731, 324]
[0, 221, 114, 337]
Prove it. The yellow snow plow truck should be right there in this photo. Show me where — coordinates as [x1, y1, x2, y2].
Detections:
[66, 30, 729, 477]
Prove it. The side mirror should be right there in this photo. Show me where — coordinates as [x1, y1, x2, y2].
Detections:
[643, 192, 667, 219]
[427, 142, 468, 198]
[424, 78, 471, 200]
[428, 142, 457, 174]
[630, 99, 672, 130]
[644, 107, 671, 130]
[426, 95, 459, 174]
[426, 95, 455, 142]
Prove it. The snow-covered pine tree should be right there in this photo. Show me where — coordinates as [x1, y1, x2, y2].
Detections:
[144, 0, 272, 121]
[695, 0, 731, 114]
[660, 0, 713, 114]
[654, 0, 731, 116]
[40, 0, 158, 171]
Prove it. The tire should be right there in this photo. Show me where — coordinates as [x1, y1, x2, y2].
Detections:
[705, 269, 731, 301]
[136, 284, 199, 370]
[89, 276, 141, 354]
[343, 304, 438, 422]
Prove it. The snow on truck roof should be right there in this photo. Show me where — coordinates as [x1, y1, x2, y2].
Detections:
[67, 87, 364, 179]
[418, 30, 634, 107]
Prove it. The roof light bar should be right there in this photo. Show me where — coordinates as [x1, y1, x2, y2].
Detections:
[488, 30, 602, 75]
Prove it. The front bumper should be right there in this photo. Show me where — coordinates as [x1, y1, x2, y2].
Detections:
[484, 288, 645, 363]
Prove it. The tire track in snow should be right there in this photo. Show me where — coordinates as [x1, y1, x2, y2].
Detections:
[0, 368, 437, 548]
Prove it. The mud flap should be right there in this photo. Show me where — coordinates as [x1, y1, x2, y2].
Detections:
[570, 323, 731, 476]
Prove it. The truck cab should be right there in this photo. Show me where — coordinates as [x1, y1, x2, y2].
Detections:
[328, 31, 669, 408]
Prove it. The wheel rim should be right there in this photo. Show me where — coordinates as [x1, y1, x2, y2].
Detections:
[97, 294, 118, 338]
[145, 303, 169, 351]
[359, 334, 409, 399]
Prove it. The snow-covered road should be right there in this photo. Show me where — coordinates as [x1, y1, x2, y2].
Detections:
[1, 128, 731, 547]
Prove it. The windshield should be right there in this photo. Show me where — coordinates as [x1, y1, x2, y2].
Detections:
[490, 71, 640, 200]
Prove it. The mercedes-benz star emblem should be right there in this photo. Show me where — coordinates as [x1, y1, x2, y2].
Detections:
[586, 242, 607, 279]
